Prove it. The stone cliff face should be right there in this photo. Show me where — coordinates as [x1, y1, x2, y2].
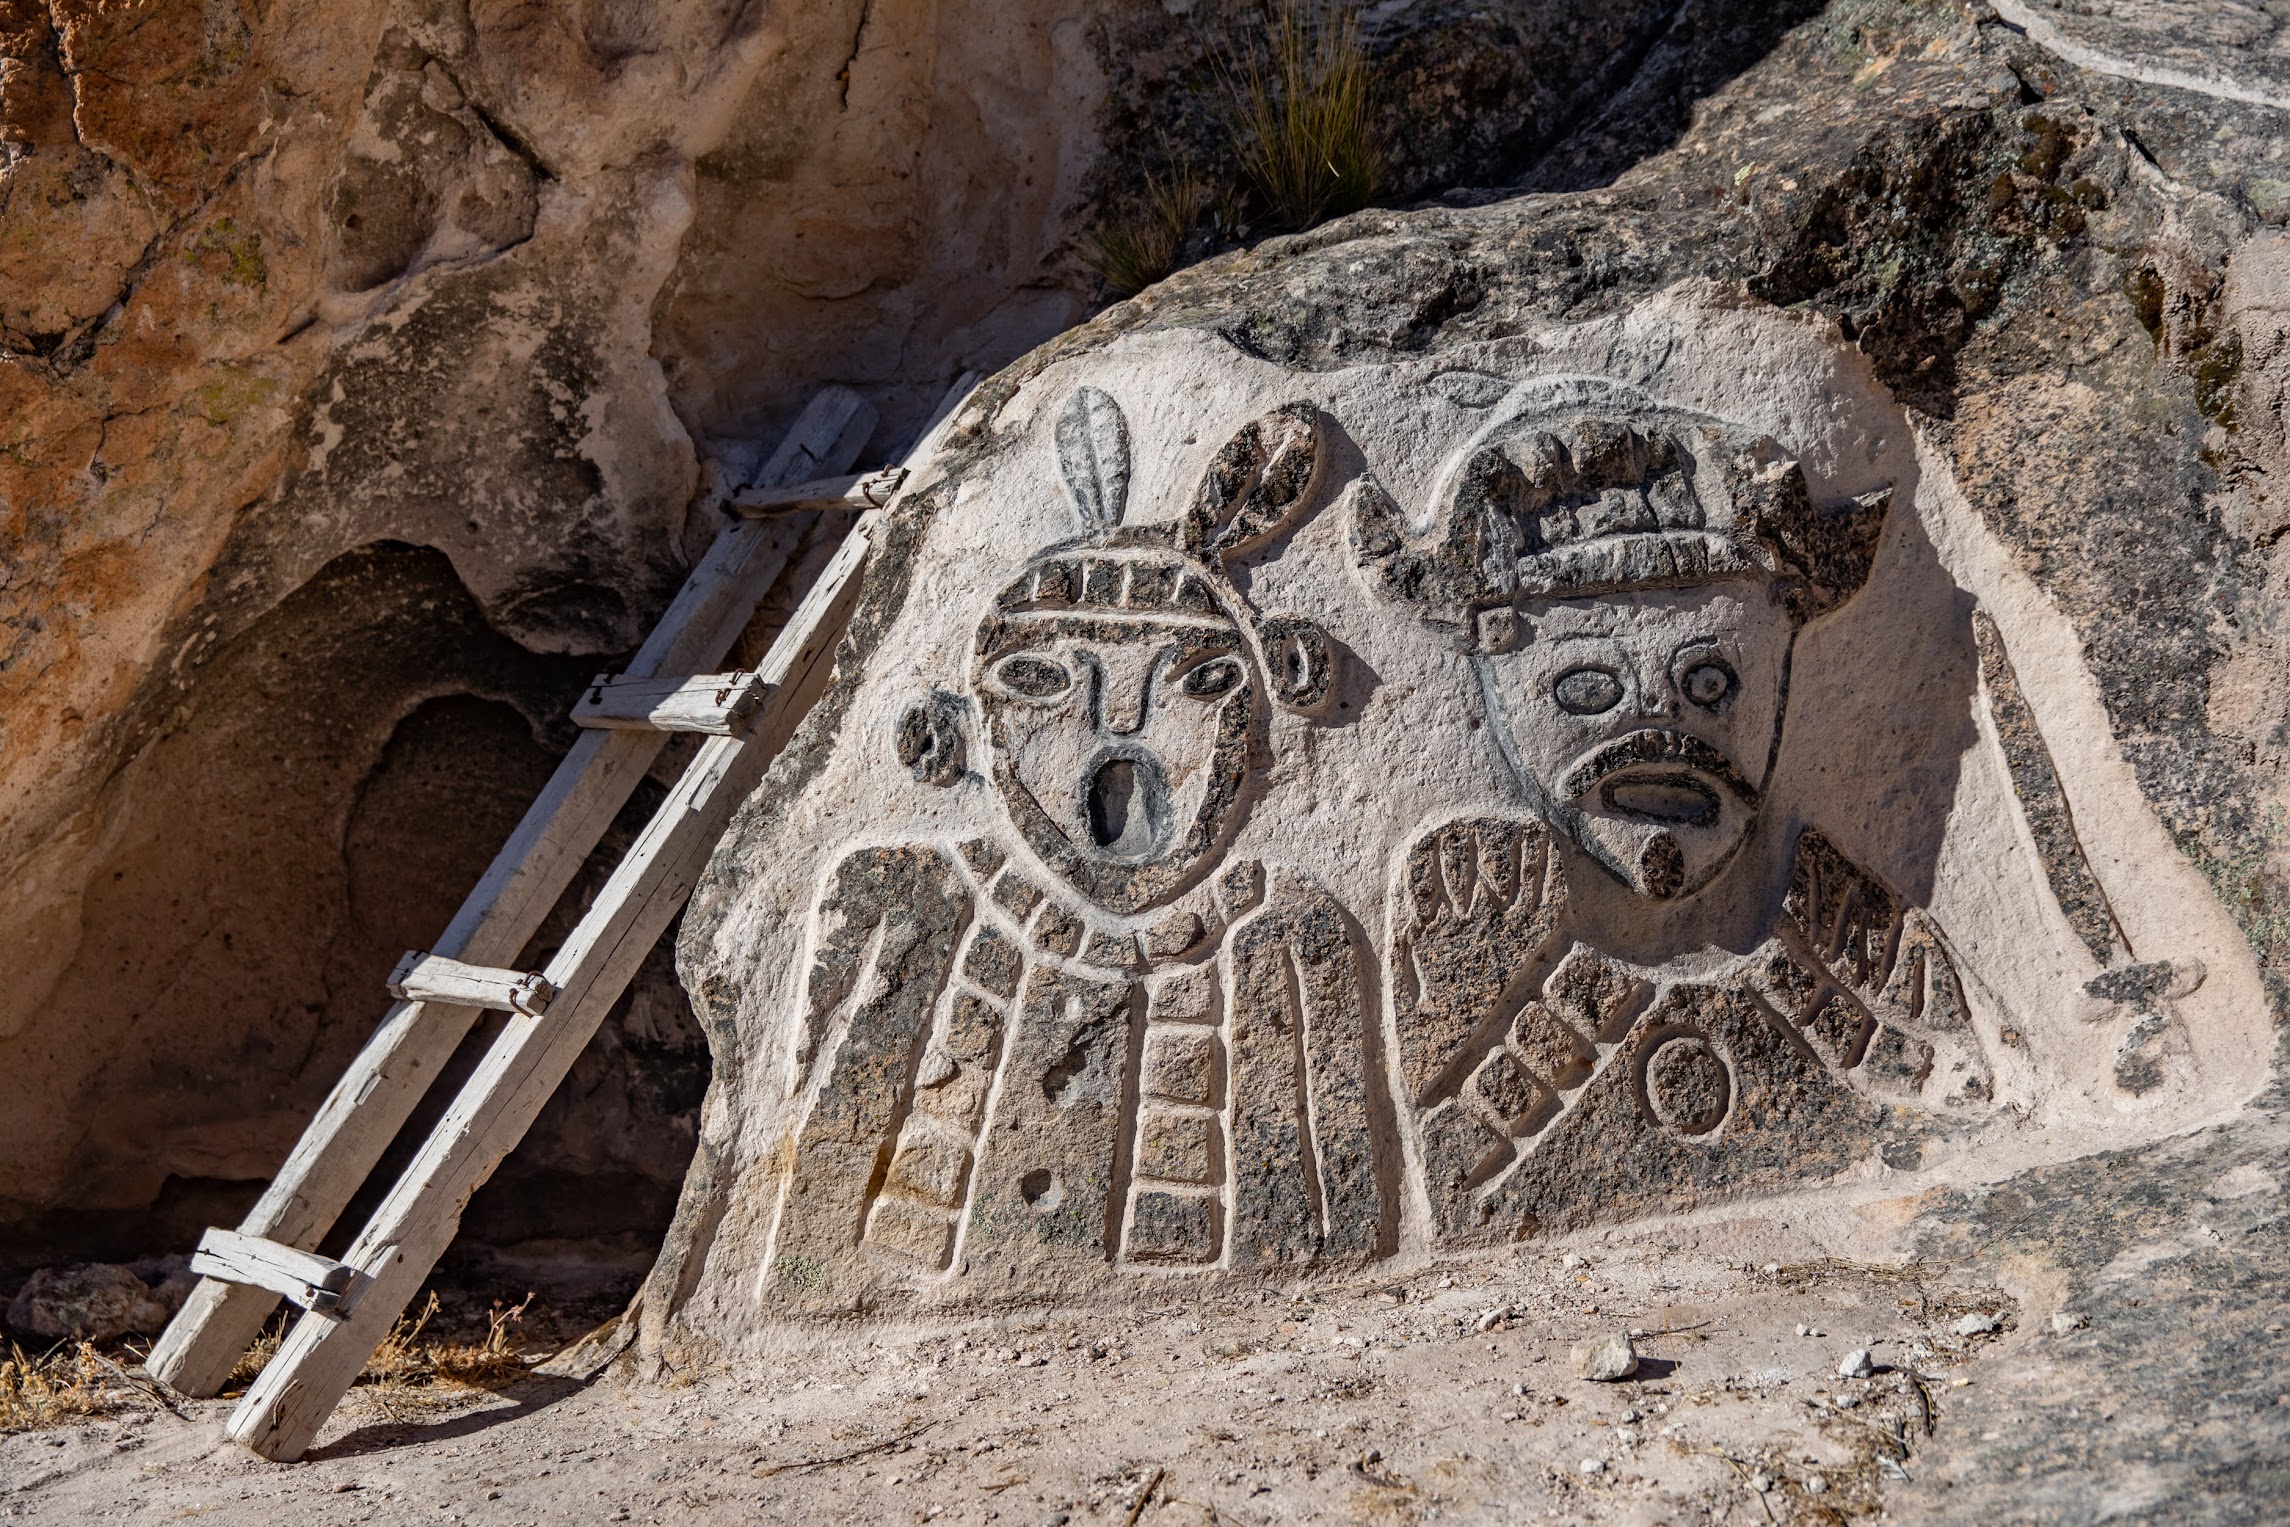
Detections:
[645, 2, 2290, 1513]
[0, 0, 1726, 1282]
[0, 0, 1116, 1274]
[8, 0, 2290, 1511]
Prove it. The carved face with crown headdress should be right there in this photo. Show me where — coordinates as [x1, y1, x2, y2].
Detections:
[965, 388, 1336, 915]
[1354, 385, 1889, 901]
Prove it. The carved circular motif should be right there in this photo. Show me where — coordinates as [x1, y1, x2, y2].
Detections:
[895, 694, 967, 786]
[1642, 1033, 1731, 1136]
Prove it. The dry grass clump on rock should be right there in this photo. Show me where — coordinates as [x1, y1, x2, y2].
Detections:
[1219, 0, 1383, 232]
[1086, 164, 1215, 299]
[1086, 0, 1385, 295]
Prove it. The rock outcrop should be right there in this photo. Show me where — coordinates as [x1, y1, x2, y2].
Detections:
[0, 0, 1744, 1288]
[0, 0, 1114, 1276]
[644, 289, 2267, 1328]
[11, 0, 2290, 1510]
[624, 3, 2290, 1512]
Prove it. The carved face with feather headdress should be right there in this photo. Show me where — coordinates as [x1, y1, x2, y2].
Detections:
[964, 387, 1336, 916]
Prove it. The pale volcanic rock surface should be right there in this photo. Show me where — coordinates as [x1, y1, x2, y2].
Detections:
[6, 1, 2290, 1522]
[0, 0, 1721, 1291]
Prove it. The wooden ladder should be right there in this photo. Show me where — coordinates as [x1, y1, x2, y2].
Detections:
[147, 379, 969, 1461]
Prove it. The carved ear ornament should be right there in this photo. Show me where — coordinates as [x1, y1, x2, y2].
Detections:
[897, 689, 969, 787]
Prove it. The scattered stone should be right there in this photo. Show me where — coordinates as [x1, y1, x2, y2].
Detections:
[1561, 1254, 1585, 1271]
[1953, 1312, 2004, 1336]
[1805, 1475, 1830, 1495]
[1578, 1458, 1605, 1476]
[126, 1256, 197, 1319]
[1572, 1332, 1639, 1382]
[2052, 1311, 2090, 1334]
[1837, 1348, 1876, 1379]
[1749, 1472, 1774, 1492]
[5, 1264, 168, 1342]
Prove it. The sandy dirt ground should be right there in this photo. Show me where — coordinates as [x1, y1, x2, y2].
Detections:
[0, 1210, 2050, 1525]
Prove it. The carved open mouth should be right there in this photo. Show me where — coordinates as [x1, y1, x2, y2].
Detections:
[1599, 770, 1721, 828]
[1083, 749, 1168, 861]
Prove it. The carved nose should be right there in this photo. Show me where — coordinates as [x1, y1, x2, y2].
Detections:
[1096, 664, 1151, 735]
[1634, 668, 1674, 720]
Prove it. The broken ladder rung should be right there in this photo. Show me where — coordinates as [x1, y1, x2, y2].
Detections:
[386, 952, 556, 1017]
[571, 670, 769, 736]
[728, 465, 906, 517]
[190, 1229, 366, 1318]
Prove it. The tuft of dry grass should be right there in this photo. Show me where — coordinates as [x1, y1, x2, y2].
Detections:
[220, 1288, 538, 1404]
[1, 1342, 128, 1432]
[356, 1289, 537, 1394]
[228, 1312, 289, 1390]
[1084, 0, 1383, 297]
[429, 1292, 534, 1389]
[1218, 0, 1384, 233]
[1085, 163, 1214, 297]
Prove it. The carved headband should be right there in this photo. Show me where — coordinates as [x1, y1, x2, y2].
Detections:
[1351, 388, 1891, 644]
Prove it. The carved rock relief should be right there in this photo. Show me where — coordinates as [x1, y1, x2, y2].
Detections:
[755, 384, 1382, 1316]
[661, 305, 2270, 1333]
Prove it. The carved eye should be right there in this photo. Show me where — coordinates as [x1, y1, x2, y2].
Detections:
[1180, 656, 1244, 698]
[994, 654, 1071, 698]
[1553, 666, 1623, 715]
[1681, 660, 1736, 710]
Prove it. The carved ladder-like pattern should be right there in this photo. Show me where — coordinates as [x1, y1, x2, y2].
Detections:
[146, 377, 976, 1462]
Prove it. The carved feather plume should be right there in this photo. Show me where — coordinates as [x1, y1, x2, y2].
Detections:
[1055, 386, 1131, 534]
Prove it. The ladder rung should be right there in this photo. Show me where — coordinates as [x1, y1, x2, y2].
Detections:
[186, 374, 979, 1460]
[190, 1230, 365, 1317]
[570, 670, 770, 736]
[386, 952, 555, 1017]
[728, 465, 906, 517]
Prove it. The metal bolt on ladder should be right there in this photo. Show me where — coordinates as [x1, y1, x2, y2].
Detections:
[147, 376, 977, 1460]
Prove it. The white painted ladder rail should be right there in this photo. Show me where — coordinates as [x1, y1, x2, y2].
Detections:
[148, 378, 970, 1459]
[142, 386, 876, 1405]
